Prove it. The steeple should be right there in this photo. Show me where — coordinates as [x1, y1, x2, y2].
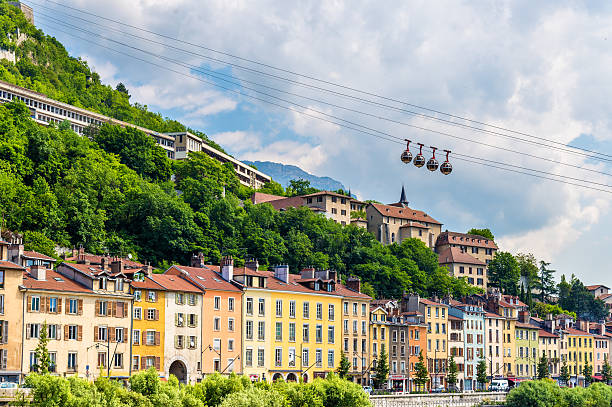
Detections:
[399, 185, 409, 207]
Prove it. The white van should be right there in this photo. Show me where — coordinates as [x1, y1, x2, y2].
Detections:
[490, 379, 509, 392]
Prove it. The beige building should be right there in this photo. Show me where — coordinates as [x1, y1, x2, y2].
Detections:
[366, 188, 442, 248]
[484, 312, 505, 379]
[435, 231, 498, 266]
[438, 246, 488, 290]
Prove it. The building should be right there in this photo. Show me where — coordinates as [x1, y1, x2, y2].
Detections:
[252, 191, 366, 227]
[586, 285, 610, 298]
[8, 2, 34, 24]
[448, 315, 465, 391]
[514, 317, 539, 382]
[4, 235, 55, 269]
[336, 277, 371, 385]
[435, 231, 498, 266]
[0, 80, 271, 188]
[130, 272, 166, 377]
[52, 261, 134, 380]
[366, 188, 442, 248]
[0, 239, 25, 383]
[562, 326, 594, 387]
[165, 259, 243, 376]
[369, 305, 388, 386]
[438, 247, 488, 290]
[538, 329, 560, 378]
[484, 293, 524, 379]
[484, 311, 505, 380]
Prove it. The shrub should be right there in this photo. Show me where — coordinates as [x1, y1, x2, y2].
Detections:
[506, 380, 562, 407]
[218, 387, 286, 407]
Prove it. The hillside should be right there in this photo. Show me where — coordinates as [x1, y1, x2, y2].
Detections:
[0, 2, 481, 300]
[244, 160, 346, 191]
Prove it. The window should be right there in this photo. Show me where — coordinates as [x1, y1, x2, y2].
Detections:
[353, 303, 358, 315]
[289, 300, 296, 318]
[214, 296, 221, 310]
[289, 323, 296, 342]
[115, 279, 124, 292]
[175, 293, 184, 305]
[275, 348, 282, 366]
[258, 349, 265, 366]
[328, 326, 335, 344]
[114, 353, 123, 368]
[328, 304, 335, 321]
[31, 296, 40, 312]
[303, 324, 310, 342]
[134, 307, 142, 320]
[353, 320, 358, 333]
[276, 322, 283, 341]
[302, 349, 309, 366]
[68, 352, 77, 370]
[146, 331, 156, 346]
[316, 349, 323, 367]
[68, 299, 78, 314]
[188, 313, 198, 327]
[175, 335, 184, 349]
[344, 319, 349, 333]
[134, 290, 142, 301]
[316, 303, 323, 319]
[258, 321, 265, 340]
[258, 298, 265, 316]
[98, 301, 108, 316]
[188, 294, 197, 306]
[228, 297, 235, 311]
[328, 350, 335, 368]
[98, 352, 107, 368]
[246, 321, 253, 339]
[147, 291, 157, 302]
[303, 302, 310, 318]
[316, 325, 323, 343]
[214, 317, 220, 331]
[133, 329, 140, 345]
[245, 349, 253, 367]
[228, 339, 234, 351]
[362, 321, 367, 335]
[147, 309, 156, 321]
[28, 323, 40, 339]
[68, 325, 78, 340]
[361, 303, 366, 316]
[228, 318, 235, 332]
[246, 298, 253, 315]
[344, 302, 349, 315]
[0, 271, 3, 289]
[99, 278, 107, 290]
[276, 300, 283, 317]
[189, 336, 197, 349]
[48, 297, 58, 313]
[98, 326, 108, 341]
[132, 356, 140, 370]
[176, 313, 184, 327]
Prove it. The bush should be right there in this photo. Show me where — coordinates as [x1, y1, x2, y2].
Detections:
[218, 387, 286, 407]
[507, 380, 612, 407]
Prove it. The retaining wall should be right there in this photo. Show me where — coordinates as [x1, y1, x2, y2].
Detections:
[370, 392, 506, 407]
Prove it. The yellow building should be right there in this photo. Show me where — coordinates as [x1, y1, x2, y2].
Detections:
[131, 273, 166, 376]
[369, 305, 389, 371]
[234, 265, 342, 382]
[420, 298, 449, 388]
[563, 327, 594, 386]
[488, 295, 523, 378]
[538, 329, 560, 377]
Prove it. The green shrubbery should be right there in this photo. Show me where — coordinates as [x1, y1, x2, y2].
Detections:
[20, 370, 371, 407]
[505, 379, 612, 407]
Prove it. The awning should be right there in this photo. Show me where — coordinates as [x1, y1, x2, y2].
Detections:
[593, 375, 603, 381]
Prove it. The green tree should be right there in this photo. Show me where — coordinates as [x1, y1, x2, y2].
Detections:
[583, 360, 593, 386]
[560, 359, 571, 386]
[34, 321, 50, 374]
[537, 351, 549, 380]
[350, 210, 366, 220]
[558, 275, 608, 322]
[336, 352, 350, 379]
[488, 252, 521, 295]
[447, 355, 458, 392]
[537, 260, 557, 303]
[467, 228, 494, 240]
[373, 345, 389, 389]
[602, 355, 612, 385]
[476, 358, 488, 391]
[505, 380, 563, 407]
[414, 351, 429, 392]
[286, 179, 318, 196]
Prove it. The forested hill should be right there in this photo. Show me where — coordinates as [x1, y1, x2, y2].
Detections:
[0, 3, 480, 300]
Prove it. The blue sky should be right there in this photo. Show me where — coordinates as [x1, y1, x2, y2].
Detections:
[33, 0, 612, 287]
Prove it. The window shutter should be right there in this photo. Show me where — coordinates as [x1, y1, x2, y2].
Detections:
[155, 331, 160, 346]
[27, 296, 32, 312]
[64, 325, 69, 340]
[95, 300, 100, 316]
[111, 301, 116, 317]
[56, 325, 61, 340]
[57, 298, 62, 314]
[110, 327, 116, 342]
[140, 330, 144, 345]
[174, 335, 179, 349]
[94, 326, 99, 342]
[155, 309, 160, 321]
[175, 314, 178, 326]
[77, 326, 83, 341]
[78, 299, 83, 315]
[194, 336, 197, 347]
[140, 356, 146, 370]
[25, 324, 31, 339]
[116, 302, 123, 318]
[155, 356, 160, 370]
[194, 314, 198, 327]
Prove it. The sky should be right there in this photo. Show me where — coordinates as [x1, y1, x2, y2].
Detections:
[30, 0, 612, 287]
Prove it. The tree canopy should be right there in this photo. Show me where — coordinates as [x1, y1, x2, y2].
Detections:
[467, 228, 494, 240]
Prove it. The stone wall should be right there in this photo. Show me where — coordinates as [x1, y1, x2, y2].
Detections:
[370, 392, 506, 407]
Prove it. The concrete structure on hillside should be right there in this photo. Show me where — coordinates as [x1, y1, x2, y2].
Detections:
[0, 81, 271, 189]
[366, 187, 442, 248]
[8, 2, 33, 24]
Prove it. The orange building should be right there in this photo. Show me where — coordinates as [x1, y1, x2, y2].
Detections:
[166, 259, 242, 376]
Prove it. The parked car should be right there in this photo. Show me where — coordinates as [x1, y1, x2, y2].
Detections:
[0, 382, 18, 388]
[431, 385, 445, 393]
[362, 386, 373, 394]
[489, 379, 509, 392]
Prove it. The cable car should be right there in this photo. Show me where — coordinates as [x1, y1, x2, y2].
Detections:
[413, 143, 425, 168]
[426, 146, 439, 172]
[400, 139, 413, 164]
[440, 150, 452, 175]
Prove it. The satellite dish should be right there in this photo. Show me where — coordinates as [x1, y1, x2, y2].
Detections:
[127, 254, 133, 259]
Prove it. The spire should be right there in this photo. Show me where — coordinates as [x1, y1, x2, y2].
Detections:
[399, 185, 409, 207]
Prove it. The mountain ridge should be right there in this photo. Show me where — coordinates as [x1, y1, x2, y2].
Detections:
[243, 160, 347, 191]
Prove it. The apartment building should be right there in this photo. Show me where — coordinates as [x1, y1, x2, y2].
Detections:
[514, 319, 539, 381]
[366, 188, 442, 248]
[438, 247, 488, 290]
[538, 330, 560, 377]
[0, 81, 271, 189]
[448, 315, 465, 391]
[562, 327, 594, 387]
[435, 231, 498, 266]
[165, 261, 243, 376]
[386, 314, 427, 393]
[6, 239, 55, 270]
[52, 261, 133, 380]
[252, 191, 366, 227]
[130, 273, 166, 377]
[369, 305, 388, 385]
[484, 312, 504, 380]
[336, 277, 371, 385]
[447, 301, 485, 391]
[0, 239, 25, 383]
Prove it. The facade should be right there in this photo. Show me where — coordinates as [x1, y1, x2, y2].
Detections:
[448, 316, 465, 391]
[538, 330, 560, 378]
[484, 312, 504, 380]
[435, 231, 498, 266]
[563, 327, 594, 387]
[369, 306, 388, 386]
[514, 321, 539, 381]
[438, 247, 488, 290]
[594, 335, 610, 376]
[447, 301, 485, 391]
[366, 188, 442, 248]
[586, 285, 610, 298]
[488, 295, 522, 378]
[165, 261, 243, 376]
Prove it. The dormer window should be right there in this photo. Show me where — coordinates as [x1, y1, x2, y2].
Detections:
[99, 277, 107, 290]
[314, 282, 320, 291]
[115, 278, 124, 292]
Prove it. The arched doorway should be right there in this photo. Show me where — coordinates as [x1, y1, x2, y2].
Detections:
[302, 373, 309, 383]
[286, 373, 297, 382]
[272, 373, 284, 382]
[169, 360, 187, 384]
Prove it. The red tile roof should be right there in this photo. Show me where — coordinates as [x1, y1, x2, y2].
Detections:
[598, 293, 612, 301]
[485, 312, 503, 318]
[22, 269, 90, 293]
[515, 321, 538, 329]
[399, 221, 429, 229]
[22, 250, 55, 261]
[251, 192, 286, 204]
[435, 231, 498, 249]
[0, 260, 24, 270]
[267, 196, 307, 211]
[167, 265, 242, 292]
[438, 247, 486, 266]
[538, 330, 558, 338]
[448, 315, 462, 321]
[369, 203, 441, 225]
[64, 254, 145, 268]
[334, 283, 372, 300]
[587, 284, 610, 291]
[420, 298, 448, 307]
[564, 327, 593, 337]
[131, 276, 166, 290]
[151, 274, 203, 293]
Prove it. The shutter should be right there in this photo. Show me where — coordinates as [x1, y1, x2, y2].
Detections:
[94, 326, 99, 342]
[155, 331, 160, 346]
[42, 297, 48, 313]
[174, 335, 179, 349]
[25, 324, 31, 339]
[57, 298, 62, 314]
[141, 330, 146, 345]
[56, 325, 61, 340]
[116, 302, 123, 318]
[155, 309, 159, 321]
[109, 327, 116, 342]
[27, 296, 32, 312]
[64, 298, 68, 314]
[64, 325, 69, 340]
[174, 314, 178, 326]
[155, 356, 160, 370]
[140, 356, 146, 370]
[77, 326, 82, 341]
[194, 314, 198, 327]
[95, 300, 100, 316]
[78, 299, 83, 315]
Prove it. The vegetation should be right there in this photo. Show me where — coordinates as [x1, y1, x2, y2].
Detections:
[467, 228, 494, 240]
[476, 359, 487, 390]
[583, 360, 593, 386]
[413, 351, 429, 392]
[336, 352, 350, 379]
[33, 321, 50, 374]
[560, 360, 570, 386]
[447, 355, 458, 392]
[537, 352, 549, 380]
[531, 302, 577, 321]
[506, 380, 612, 407]
[558, 275, 608, 322]
[22, 370, 372, 407]
[372, 345, 389, 389]
[602, 356, 612, 385]
[488, 252, 520, 295]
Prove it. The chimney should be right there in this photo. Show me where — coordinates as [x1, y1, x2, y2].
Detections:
[346, 276, 361, 293]
[77, 246, 86, 264]
[601, 321, 606, 336]
[221, 256, 234, 281]
[328, 270, 337, 283]
[300, 267, 315, 279]
[191, 252, 205, 268]
[111, 259, 124, 275]
[274, 264, 289, 283]
[100, 257, 108, 271]
[30, 264, 46, 281]
[315, 270, 329, 280]
[144, 263, 153, 277]
[518, 310, 530, 324]
[71, 248, 78, 258]
[245, 258, 259, 271]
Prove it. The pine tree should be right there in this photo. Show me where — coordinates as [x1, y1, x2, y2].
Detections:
[414, 351, 429, 393]
[447, 355, 458, 392]
[476, 358, 488, 391]
[336, 352, 351, 379]
[537, 351, 549, 379]
[34, 321, 50, 374]
[602, 355, 612, 385]
[583, 359, 593, 386]
[538, 261, 557, 303]
[560, 359, 571, 386]
[373, 345, 389, 389]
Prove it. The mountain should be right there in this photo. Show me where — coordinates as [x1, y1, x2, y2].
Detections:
[244, 160, 347, 191]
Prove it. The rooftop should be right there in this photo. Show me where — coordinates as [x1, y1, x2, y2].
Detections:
[22, 269, 90, 293]
[369, 203, 442, 225]
[438, 247, 486, 266]
[435, 231, 498, 249]
[168, 265, 242, 292]
[22, 250, 55, 261]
